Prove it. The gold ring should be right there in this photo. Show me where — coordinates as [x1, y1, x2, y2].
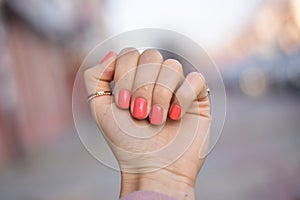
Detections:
[87, 91, 112, 102]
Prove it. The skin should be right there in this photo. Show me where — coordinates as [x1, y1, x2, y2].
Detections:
[84, 48, 211, 200]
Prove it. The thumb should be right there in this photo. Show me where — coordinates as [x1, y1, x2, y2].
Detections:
[83, 51, 117, 118]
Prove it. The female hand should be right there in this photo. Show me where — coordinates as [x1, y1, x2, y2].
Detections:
[84, 48, 211, 200]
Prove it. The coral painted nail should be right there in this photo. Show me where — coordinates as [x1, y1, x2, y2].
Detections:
[100, 51, 113, 64]
[150, 105, 163, 125]
[133, 97, 147, 119]
[169, 104, 181, 120]
[118, 89, 131, 109]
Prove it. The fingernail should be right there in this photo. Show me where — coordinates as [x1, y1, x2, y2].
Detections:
[100, 51, 113, 64]
[169, 104, 181, 120]
[118, 89, 131, 109]
[150, 105, 163, 125]
[133, 97, 147, 119]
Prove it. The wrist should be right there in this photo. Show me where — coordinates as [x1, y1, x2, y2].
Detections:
[120, 169, 195, 200]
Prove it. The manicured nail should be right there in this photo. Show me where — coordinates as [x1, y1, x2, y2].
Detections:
[169, 104, 181, 120]
[133, 97, 147, 119]
[150, 105, 163, 125]
[100, 51, 113, 64]
[118, 89, 131, 109]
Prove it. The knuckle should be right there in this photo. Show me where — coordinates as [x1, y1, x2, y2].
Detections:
[186, 72, 207, 94]
[119, 47, 139, 56]
[153, 87, 172, 109]
[141, 85, 151, 92]
[187, 72, 206, 85]
[141, 49, 163, 59]
[163, 59, 183, 73]
[153, 85, 172, 99]
[83, 68, 94, 82]
[135, 84, 152, 94]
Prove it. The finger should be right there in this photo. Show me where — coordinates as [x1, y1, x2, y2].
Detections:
[150, 59, 184, 125]
[114, 48, 140, 109]
[83, 51, 117, 117]
[131, 49, 163, 119]
[169, 72, 208, 120]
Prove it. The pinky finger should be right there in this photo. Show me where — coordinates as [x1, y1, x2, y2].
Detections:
[169, 72, 209, 120]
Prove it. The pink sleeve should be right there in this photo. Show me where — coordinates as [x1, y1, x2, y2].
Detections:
[119, 191, 177, 200]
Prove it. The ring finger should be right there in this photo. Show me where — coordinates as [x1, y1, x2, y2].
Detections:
[130, 49, 163, 119]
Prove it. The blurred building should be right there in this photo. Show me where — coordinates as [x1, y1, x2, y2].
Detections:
[0, 0, 105, 165]
[217, 0, 300, 63]
[216, 0, 300, 96]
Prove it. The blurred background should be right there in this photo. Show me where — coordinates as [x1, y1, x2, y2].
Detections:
[0, 0, 299, 199]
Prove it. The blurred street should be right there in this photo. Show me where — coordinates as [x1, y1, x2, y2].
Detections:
[0, 91, 299, 200]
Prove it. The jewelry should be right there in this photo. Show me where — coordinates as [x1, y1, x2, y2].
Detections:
[87, 91, 112, 102]
[206, 88, 210, 96]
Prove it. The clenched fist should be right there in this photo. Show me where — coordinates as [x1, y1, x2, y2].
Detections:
[84, 48, 211, 200]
